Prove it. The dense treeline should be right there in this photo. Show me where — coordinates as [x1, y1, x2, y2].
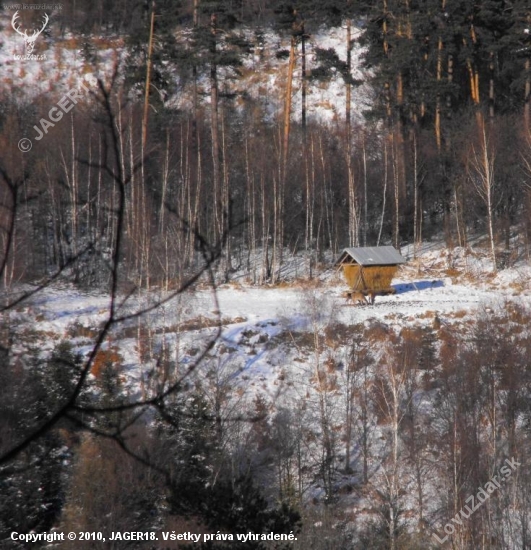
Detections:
[2, 0, 531, 288]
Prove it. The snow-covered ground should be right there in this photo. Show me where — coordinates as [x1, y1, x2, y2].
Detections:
[7, 244, 531, 398]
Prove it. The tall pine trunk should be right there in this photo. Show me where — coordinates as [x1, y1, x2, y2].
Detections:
[210, 14, 222, 246]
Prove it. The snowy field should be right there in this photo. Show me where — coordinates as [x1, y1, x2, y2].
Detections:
[7, 244, 531, 402]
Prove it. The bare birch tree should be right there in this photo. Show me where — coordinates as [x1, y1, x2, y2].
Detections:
[468, 124, 498, 270]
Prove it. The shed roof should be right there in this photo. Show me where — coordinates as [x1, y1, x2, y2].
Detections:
[336, 246, 406, 266]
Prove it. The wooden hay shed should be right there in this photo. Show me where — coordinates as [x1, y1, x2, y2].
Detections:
[335, 246, 406, 293]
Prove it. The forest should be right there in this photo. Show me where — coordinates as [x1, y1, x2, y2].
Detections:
[1, 0, 531, 548]
[1, 0, 530, 287]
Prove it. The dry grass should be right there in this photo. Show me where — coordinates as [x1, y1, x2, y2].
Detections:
[270, 280, 291, 289]
[509, 281, 528, 293]
[291, 278, 323, 289]
[18, 327, 59, 345]
[67, 322, 101, 339]
[160, 315, 247, 332]
[365, 322, 392, 343]
[324, 323, 349, 348]
[311, 368, 338, 392]
[91, 347, 123, 378]
[505, 301, 531, 325]
[117, 315, 247, 339]
[57, 37, 80, 50]
[259, 278, 326, 290]
[219, 281, 246, 291]
[416, 310, 436, 319]
[445, 267, 462, 278]
[450, 309, 468, 319]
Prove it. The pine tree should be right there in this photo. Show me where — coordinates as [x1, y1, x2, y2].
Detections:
[162, 389, 300, 548]
[125, 0, 185, 114]
[0, 342, 82, 542]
